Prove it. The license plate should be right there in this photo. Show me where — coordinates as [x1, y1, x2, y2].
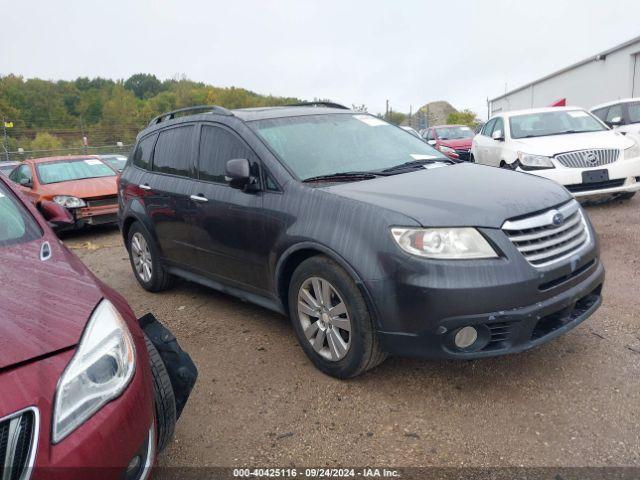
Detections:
[582, 169, 609, 184]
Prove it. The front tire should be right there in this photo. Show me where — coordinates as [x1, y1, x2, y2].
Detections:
[288, 256, 386, 378]
[127, 222, 175, 292]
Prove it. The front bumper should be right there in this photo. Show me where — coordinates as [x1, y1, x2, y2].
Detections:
[517, 155, 640, 197]
[370, 222, 604, 359]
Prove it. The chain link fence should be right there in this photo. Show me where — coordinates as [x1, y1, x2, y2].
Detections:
[1, 144, 133, 164]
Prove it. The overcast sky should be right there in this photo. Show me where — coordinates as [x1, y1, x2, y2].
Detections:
[2, 0, 640, 119]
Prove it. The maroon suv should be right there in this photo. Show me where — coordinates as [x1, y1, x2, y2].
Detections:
[423, 124, 475, 161]
[0, 175, 195, 479]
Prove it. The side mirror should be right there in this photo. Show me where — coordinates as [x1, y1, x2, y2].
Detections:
[608, 116, 623, 127]
[427, 140, 437, 146]
[491, 129, 505, 141]
[225, 158, 259, 192]
[38, 200, 74, 227]
[19, 178, 32, 188]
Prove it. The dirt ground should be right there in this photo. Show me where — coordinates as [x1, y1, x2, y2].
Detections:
[67, 196, 640, 468]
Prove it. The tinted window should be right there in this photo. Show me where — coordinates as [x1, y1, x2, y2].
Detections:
[153, 126, 195, 177]
[0, 180, 42, 247]
[133, 134, 157, 170]
[628, 102, 640, 123]
[37, 159, 115, 185]
[198, 125, 255, 183]
[9, 164, 32, 185]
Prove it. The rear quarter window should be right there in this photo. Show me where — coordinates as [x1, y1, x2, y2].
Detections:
[133, 134, 157, 170]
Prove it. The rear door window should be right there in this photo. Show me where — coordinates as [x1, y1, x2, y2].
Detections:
[197, 125, 256, 183]
[628, 102, 640, 123]
[0, 180, 42, 247]
[152, 126, 196, 177]
[133, 134, 157, 170]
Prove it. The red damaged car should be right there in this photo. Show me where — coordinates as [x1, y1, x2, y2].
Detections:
[0, 175, 196, 479]
[423, 124, 475, 161]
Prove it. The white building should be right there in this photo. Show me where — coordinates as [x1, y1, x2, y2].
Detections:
[489, 35, 640, 116]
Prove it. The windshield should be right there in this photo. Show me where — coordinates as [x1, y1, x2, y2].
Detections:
[101, 156, 127, 171]
[251, 113, 448, 180]
[36, 158, 116, 185]
[435, 126, 474, 140]
[0, 180, 42, 247]
[509, 110, 607, 139]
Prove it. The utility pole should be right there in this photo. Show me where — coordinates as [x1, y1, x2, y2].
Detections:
[2, 116, 9, 162]
[385, 99, 389, 119]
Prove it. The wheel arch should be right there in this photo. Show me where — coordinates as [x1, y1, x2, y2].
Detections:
[274, 242, 381, 328]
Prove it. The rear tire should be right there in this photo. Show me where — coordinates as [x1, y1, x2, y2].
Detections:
[288, 255, 387, 379]
[144, 335, 177, 454]
[126, 222, 175, 292]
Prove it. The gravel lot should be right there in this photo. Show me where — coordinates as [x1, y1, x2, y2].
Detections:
[67, 196, 640, 468]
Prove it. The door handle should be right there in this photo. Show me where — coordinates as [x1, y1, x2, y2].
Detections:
[139, 183, 151, 190]
[190, 194, 208, 202]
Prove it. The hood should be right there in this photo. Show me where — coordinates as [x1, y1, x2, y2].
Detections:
[440, 138, 473, 149]
[39, 175, 117, 200]
[0, 237, 102, 369]
[325, 163, 571, 228]
[511, 130, 634, 157]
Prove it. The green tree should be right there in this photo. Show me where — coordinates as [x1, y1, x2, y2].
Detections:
[447, 109, 480, 128]
[124, 74, 164, 99]
[384, 111, 407, 125]
[28, 132, 63, 152]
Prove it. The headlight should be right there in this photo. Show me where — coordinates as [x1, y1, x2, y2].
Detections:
[624, 142, 640, 159]
[53, 299, 136, 443]
[439, 145, 456, 155]
[53, 195, 86, 208]
[517, 152, 554, 169]
[391, 227, 498, 259]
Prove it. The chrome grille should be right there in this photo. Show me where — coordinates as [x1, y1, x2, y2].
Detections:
[555, 149, 619, 168]
[502, 200, 590, 267]
[0, 408, 38, 480]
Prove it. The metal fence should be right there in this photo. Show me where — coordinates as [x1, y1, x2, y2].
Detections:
[1, 144, 133, 163]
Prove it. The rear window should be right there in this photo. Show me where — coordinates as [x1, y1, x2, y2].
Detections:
[0, 180, 42, 247]
[36, 159, 115, 185]
[152, 126, 195, 177]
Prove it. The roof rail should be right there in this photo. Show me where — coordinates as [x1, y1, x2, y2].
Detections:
[148, 105, 233, 127]
[285, 102, 350, 110]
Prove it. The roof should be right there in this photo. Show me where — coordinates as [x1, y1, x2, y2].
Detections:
[232, 106, 353, 121]
[490, 35, 640, 102]
[590, 97, 640, 111]
[492, 106, 585, 118]
[24, 155, 101, 164]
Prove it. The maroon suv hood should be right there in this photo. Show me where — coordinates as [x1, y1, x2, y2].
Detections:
[440, 138, 472, 149]
[0, 238, 102, 369]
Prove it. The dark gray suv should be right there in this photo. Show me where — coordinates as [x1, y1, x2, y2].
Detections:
[118, 103, 604, 378]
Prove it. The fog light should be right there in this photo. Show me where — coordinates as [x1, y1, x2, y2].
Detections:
[454, 326, 478, 349]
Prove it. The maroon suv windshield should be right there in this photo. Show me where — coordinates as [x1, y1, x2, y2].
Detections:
[0, 180, 42, 247]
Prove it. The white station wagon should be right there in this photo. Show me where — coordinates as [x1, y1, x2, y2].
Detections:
[472, 106, 640, 199]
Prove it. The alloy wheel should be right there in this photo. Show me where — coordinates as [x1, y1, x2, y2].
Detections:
[297, 277, 352, 361]
[131, 232, 153, 283]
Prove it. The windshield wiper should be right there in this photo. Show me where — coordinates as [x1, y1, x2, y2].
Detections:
[380, 158, 453, 173]
[302, 171, 380, 183]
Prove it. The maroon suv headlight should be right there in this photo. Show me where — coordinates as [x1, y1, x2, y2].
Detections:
[52, 299, 136, 443]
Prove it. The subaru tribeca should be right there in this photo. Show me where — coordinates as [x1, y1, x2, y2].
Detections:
[118, 103, 604, 379]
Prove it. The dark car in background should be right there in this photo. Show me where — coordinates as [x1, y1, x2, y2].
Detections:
[0, 160, 20, 176]
[0, 174, 195, 479]
[118, 103, 604, 379]
[423, 124, 475, 161]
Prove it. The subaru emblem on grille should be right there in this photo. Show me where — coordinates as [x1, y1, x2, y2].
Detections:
[585, 152, 598, 165]
[552, 212, 564, 226]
